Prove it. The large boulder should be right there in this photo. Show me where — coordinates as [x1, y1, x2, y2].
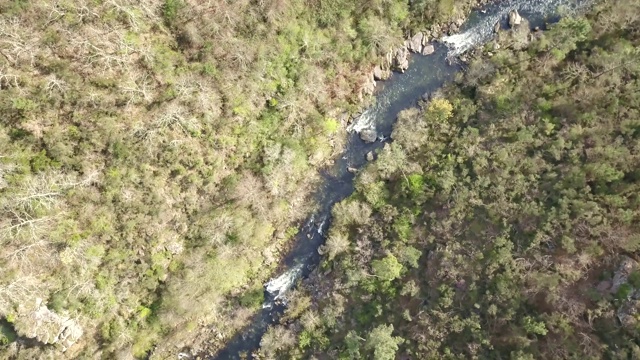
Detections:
[13, 298, 83, 351]
[359, 128, 378, 143]
[618, 300, 640, 329]
[358, 75, 376, 101]
[422, 44, 435, 56]
[373, 65, 391, 81]
[366, 151, 375, 161]
[611, 256, 638, 294]
[362, 75, 376, 96]
[392, 48, 409, 72]
[384, 50, 394, 70]
[508, 10, 522, 28]
[407, 32, 424, 53]
[494, 21, 501, 33]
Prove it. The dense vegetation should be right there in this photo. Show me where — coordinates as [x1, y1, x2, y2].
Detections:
[0, 0, 483, 358]
[269, 1, 640, 359]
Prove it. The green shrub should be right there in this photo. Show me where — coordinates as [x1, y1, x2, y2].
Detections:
[239, 287, 265, 309]
[162, 0, 183, 26]
[30, 150, 60, 172]
[299, 330, 312, 349]
[372, 255, 403, 281]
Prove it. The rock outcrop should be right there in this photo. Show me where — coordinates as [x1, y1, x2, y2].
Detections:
[406, 32, 435, 56]
[369, 30, 438, 86]
[611, 256, 638, 294]
[618, 300, 640, 329]
[359, 128, 378, 143]
[373, 65, 391, 81]
[362, 75, 376, 97]
[407, 32, 425, 53]
[366, 151, 374, 161]
[421, 44, 435, 56]
[12, 298, 83, 352]
[392, 47, 409, 72]
[508, 10, 522, 28]
[595, 257, 640, 330]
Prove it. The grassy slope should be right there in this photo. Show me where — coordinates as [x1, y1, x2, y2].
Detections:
[276, 1, 640, 359]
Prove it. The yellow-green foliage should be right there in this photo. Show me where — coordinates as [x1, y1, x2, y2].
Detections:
[427, 98, 454, 122]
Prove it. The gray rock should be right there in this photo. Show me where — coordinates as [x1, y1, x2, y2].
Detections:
[617, 300, 640, 329]
[408, 32, 424, 53]
[611, 256, 638, 294]
[373, 65, 383, 80]
[317, 244, 327, 255]
[347, 167, 358, 173]
[373, 65, 391, 81]
[362, 76, 376, 97]
[421, 44, 435, 56]
[494, 21, 501, 33]
[13, 298, 83, 352]
[366, 151, 374, 161]
[360, 128, 378, 143]
[508, 9, 522, 28]
[392, 47, 409, 72]
[384, 50, 394, 69]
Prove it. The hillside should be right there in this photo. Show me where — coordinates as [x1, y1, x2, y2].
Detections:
[273, 1, 640, 359]
[0, 0, 483, 358]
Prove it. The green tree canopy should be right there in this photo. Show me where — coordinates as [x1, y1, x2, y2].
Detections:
[372, 254, 403, 281]
[366, 324, 404, 360]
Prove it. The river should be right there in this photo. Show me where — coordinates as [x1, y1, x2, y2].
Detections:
[210, 0, 589, 358]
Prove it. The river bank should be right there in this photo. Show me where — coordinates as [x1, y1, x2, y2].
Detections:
[199, 2, 503, 359]
[266, 0, 640, 358]
[202, 0, 601, 358]
[0, 1, 502, 359]
[138, 1, 502, 358]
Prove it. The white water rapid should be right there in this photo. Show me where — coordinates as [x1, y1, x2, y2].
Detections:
[345, 0, 589, 134]
[213, 1, 594, 358]
[346, 107, 376, 134]
[443, 0, 589, 56]
[264, 263, 304, 302]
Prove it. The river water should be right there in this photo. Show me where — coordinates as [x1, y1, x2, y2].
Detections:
[211, 0, 588, 358]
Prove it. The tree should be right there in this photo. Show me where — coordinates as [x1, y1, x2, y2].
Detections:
[426, 98, 454, 122]
[321, 229, 350, 260]
[397, 245, 421, 268]
[365, 324, 404, 360]
[372, 254, 403, 281]
[344, 330, 362, 359]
